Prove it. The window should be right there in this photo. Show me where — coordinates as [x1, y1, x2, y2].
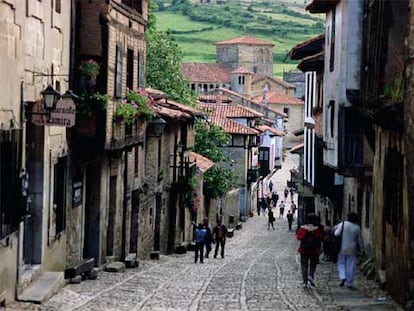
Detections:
[384, 148, 403, 235]
[115, 46, 123, 98]
[50, 156, 67, 241]
[238, 76, 245, 85]
[55, 0, 61, 13]
[127, 49, 134, 90]
[329, 100, 335, 138]
[134, 147, 139, 176]
[0, 131, 21, 239]
[122, 0, 143, 14]
[137, 52, 144, 89]
[329, 8, 336, 72]
[283, 107, 290, 117]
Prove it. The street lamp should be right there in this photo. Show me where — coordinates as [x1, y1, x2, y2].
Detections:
[148, 116, 166, 137]
[41, 84, 60, 111]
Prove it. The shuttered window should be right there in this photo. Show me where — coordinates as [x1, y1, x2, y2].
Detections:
[115, 46, 123, 98]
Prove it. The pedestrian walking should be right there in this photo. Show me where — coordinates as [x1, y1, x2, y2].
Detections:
[213, 219, 228, 258]
[268, 207, 275, 230]
[296, 213, 323, 288]
[334, 212, 363, 290]
[290, 201, 297, 215]
[287, 210, 294, 230]
[268, 180, 273, 193]
[194, 223, 207, 263]
[322, 220, 335, 261]
[278, 201, 285, 218]
[203, 218, 213, 258]
[284, 187, 289, 200]
[261, 198, 268, 216]
[290, 187, 295, 200]
[271, 191, 279, 207]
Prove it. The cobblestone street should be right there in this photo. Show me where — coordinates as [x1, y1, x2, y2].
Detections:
[6, 216, 386, 310]
[5, 154, 403, 311]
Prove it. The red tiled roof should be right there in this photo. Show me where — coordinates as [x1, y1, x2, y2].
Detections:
[252, 91, 304, 105]
[256, 125, 284, 136]
[209, 116, 260, 135]
[181, 63, 232, 83]
[217, 36, 274, 46]
[198, 94, 232, 104]
[251, 73, 296, 89]
[217, 87, 288, 118]
[155, 104, 192, 120]
[160, 99, 204, 116]
[196, 103, 261, 135]
[188, 151, 214, 173]
[198, 103, 263, 118]
[231, 67, 252, 74]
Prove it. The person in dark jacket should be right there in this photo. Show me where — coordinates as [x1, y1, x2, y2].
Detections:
[296, 213, 323, 287]
[268, 207, 275, 230]
[213, 219, 228, 258]
[203, 218, 213, 258]
[287, 210, 294, 231]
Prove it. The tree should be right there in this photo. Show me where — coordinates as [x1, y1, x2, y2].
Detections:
[146, 6, 196, 105]
[194, 121, 238, 199]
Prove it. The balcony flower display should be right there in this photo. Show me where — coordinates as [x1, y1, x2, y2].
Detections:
[114, 89, 153, 125]
[79, 59, 100, 78]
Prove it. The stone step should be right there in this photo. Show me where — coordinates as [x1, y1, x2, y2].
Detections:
[17, 272, 64, 304]
[18, 265, 43, 295]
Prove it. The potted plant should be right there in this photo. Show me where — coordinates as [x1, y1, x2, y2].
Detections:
[79, 59, 100, 79]
[114, 89, 153, 125]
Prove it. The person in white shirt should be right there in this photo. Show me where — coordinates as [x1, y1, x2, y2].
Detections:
[334, 212, 364, 290]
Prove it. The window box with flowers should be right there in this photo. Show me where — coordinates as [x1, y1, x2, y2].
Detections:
[114, 89, 153, 125]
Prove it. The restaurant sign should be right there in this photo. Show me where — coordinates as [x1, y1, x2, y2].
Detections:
[32, 98, 76, 127]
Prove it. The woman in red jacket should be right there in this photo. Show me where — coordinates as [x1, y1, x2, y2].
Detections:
[296, 213, 323, 288]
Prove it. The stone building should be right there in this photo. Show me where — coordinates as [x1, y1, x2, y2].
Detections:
[216, 36, 274, 77]
[68, 0, 149, 270]
[0, 0, 73, 304]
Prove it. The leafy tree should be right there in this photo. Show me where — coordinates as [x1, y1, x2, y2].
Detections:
[146, 5, 196, 105]
[194, 121, 238, 199]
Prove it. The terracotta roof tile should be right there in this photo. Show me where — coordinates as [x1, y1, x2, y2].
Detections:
[160, 99, 204, 116]
[251, 73, 296, 88]
[231, 67, 252, 74]
[197, 103, 263, 118]
[155, 104, 192, 120]
[181, 63, 232, 83]
[198, 94, 232, 104]
[216, 36, 274, 46]
[252, 91, 304, 105]
[209, 116, 260, 135]
[256, 125, 284, 136]
[217, 87, 288, 118]
[188, 151, 214, 173]
[196, 103, 261, 135]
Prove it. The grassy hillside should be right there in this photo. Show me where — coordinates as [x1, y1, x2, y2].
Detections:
[153, 0, 324, 77]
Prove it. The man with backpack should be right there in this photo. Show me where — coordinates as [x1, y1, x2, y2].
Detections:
[296, 213, 323, 288]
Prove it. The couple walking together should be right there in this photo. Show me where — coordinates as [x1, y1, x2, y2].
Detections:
[297, 212, 363, 289]
[194, 218, 228, 263]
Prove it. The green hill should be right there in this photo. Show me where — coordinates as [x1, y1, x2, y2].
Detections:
[152, 0, 324, 77]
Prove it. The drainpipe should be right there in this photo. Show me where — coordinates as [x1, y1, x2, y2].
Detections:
[121, 148, 128, 261]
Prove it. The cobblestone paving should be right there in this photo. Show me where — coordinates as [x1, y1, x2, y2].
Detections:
[7, 154, 402, 311]
[35, 216, 341, 311]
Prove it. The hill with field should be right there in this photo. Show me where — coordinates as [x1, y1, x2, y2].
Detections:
[152, 0, 324, 77]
